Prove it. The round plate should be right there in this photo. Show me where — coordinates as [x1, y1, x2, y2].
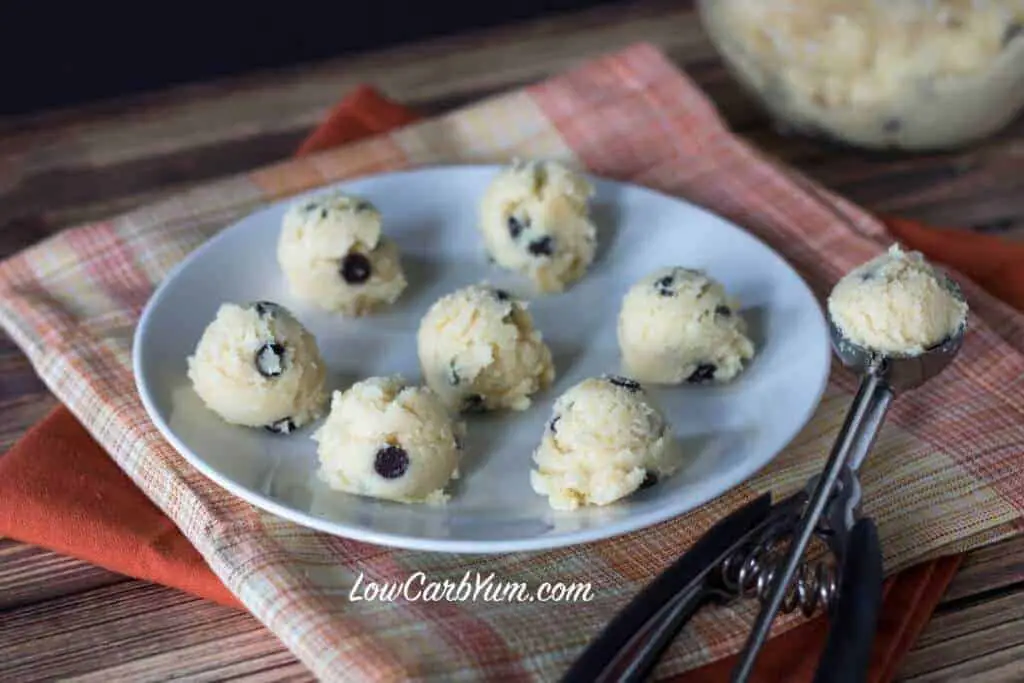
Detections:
[133, 164, 830, 554]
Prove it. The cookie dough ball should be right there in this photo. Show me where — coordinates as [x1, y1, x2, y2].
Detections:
[530, 376, 678, 511]
[277, 192, 407, 315]
[417, 283, 555, 413]
[618, 267, 755, 385]
[478, 159, 597, 293]
[187, 301, 328, 433]
[828, 244, 968, 355]
[312, 376, 465, 505]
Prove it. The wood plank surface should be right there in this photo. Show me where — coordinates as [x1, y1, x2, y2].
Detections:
[2, 0, 1024, 681]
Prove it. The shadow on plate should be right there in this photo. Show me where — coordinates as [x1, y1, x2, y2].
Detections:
[446, 407, 529, 486]
[306, 481, 458, 537]
[320, 368, 360, 397]
[549, 340, 585, 385]
[262, 457, 316, 510]
[590, 198, 623, 269]
[675, 428, 760, 480]
[391, 253, 446, 314]
[741, 303, 769, 352]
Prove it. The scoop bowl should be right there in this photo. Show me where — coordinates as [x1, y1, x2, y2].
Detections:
[828, 277, 967, 392]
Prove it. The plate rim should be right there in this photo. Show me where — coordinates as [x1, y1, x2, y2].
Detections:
[132, 163, 832, 554]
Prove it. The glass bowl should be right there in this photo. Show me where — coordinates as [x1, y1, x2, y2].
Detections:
[698, 0, 1024, 151]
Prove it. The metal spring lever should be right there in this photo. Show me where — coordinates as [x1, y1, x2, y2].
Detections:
[721, 538, 838, 618]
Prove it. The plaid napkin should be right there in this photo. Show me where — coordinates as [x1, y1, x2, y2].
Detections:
[2, 44, 1023, 681]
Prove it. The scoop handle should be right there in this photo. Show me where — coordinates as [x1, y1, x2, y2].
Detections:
[561, 493, 774, 683]
[812, 517, 883, 683]
[843, 377, 894, 474]
[730, 372, 888, 682]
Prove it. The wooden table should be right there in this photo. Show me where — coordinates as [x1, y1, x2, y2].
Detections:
[2, 2, 1024, 680]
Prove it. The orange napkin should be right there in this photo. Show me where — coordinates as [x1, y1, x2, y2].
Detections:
[0, 85, 416, 612]
[2, 84, 1021, 681]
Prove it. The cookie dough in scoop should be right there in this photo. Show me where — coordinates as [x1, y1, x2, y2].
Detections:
[828, 244, 968, 355]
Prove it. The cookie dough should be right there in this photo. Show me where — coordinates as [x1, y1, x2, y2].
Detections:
[312, 375, 465, 505]
[478, 159, 597, 293]
[187, 301, 328, 433]
[530, 375, 678, 511]
[277, 191, 407, 315]
[417, 283, 555, 413]
[828, 244, 968, 355]
[617, 267, 755, 385]
[701, 0, 1024, 150]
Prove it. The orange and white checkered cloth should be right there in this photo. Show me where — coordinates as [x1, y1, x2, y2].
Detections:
[2, 44, 1023, 681]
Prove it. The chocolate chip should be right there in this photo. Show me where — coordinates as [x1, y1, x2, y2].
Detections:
[715, 305, 732, 317]
[1004, 22, 1023, 46]
[353, 200, 373, 212]
[320, 208, 329, 219]
[607, 375, 641, 393]
[448, 360, 461, 386]
[340, 252, 372, 284]
[687, 363, 717, 384]
[639, 471, 658, 490]
[462, 394, 486, 413]
[374, 445, 410, 479]
[527, 236, 554, 257]
[549, 415, 560, 434]
[264, 417, 296, 434]
[255, 342, 286, 378]
[655, 275, 675, 297]
[303, 203, 318, 212]
[508, 215, 528, 239]
[493, 288, 515, 321]
[253, 301, 283, 318]
[883, 118, 901, 134]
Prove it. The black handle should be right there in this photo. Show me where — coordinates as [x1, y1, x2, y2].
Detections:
[612, 579, 716, 683]
[562, 493, 774, 683]
[812, 517, 883, 683]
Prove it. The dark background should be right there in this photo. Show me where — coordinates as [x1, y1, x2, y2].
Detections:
[1, 1, 619, 117]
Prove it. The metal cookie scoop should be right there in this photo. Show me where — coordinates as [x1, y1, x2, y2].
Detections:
[563, 281, 967, 683]
[730, 288, 967, 682]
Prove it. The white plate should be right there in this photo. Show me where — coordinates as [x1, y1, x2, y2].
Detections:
[133, 164, 830, 554]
